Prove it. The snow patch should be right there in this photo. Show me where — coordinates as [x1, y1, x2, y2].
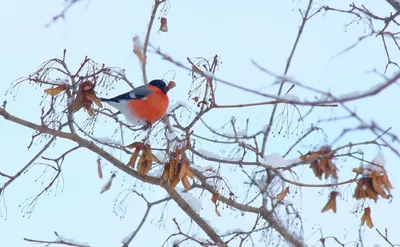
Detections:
[153, 151, 168, 163]
[167, 100, 191, 113]
[177, 190, 202, 213]
[148, 166, 164, 178]
[166, 131, 178, 141]
[260, 153, 301, 168]
[67, 97, 74, 105]
[281, 94, 301, 102]
[197, 148, 221, 159]
[221, 228, 245, 236]
[372, 153, 386, 167]
[203, 71, 214, 79]
[56, 235, 89, 246]
[121, 231, 134, 245]
[95, 137, 122, 146]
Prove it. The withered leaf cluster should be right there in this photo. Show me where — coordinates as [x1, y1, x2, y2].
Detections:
[126, 142, 158, 175]
[353, 166, 392, 201]
[71, 80, 103, 116]
[161, 147, 195, 191]
[301, 146, 338, 180]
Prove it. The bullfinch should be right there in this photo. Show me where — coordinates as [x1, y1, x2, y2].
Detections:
[100, 79, 170, 126]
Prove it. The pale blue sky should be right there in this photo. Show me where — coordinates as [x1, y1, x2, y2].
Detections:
[1, 0, 399, 246]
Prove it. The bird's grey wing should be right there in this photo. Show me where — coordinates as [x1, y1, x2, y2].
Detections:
[128, 85, 152, 99]
[101, 85, 152, 103]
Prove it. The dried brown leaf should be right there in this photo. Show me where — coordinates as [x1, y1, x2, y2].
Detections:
[169, 159, 177, 181]
[125, 142, 142, 149]
[85, 93, 103, 108]
[211, 193, 220, 204]
[159, 17, 168, 32]
[136, 154, 146, 174]
[276, 187, 290, 201]
[100, 174, 115, 194]
[127, 148, 141, 168]
[97, 158, 103, 179]
[161, 163, 170, 180]
[321, 191, 338, 213]
[144, 144, 152, 161]
[170, 175, 180, 190]
[361, 207, 374, 228]
[215, 207, 221, 217]
[181, 175, 191, 191]
[44, 84, 67, 96]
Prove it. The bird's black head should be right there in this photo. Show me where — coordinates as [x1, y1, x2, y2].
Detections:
[149, 79, 169, 93]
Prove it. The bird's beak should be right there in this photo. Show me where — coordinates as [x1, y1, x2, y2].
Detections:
[161, 86, 170, 93]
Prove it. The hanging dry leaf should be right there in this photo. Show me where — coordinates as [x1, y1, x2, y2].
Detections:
[321, 191, 338, 213]
[211, 193, 220, 204]
[136, 154, 152, 175]
[126, 142, 142, 149]
[97, 158, 103, 179]
[211, 193, 221, 216]
[215, 207, 221, 217]
[192, 96, 199, 103]
[169, 159, 177, 181]
[100, 173, 116, 194]
[44, 84, 67, 96]
[181, 176, 191, 191]
[178, 158, 194, 179]
[276, 187, 290, 201]
[170, 174, 180, 190]
[144, 144, 152, 161]
[85, 93, 103, 108]
[361, 207, 374, 228]
[159, 17, 168, 32]
[175, 146, 180, 162]
[127, 148, 140, 168]
[161, 163, 170, 181]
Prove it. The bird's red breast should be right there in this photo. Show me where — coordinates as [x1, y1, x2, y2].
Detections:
[126, 85, 169, 124]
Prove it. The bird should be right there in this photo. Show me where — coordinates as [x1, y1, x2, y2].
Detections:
[100, 79, 171, 126]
